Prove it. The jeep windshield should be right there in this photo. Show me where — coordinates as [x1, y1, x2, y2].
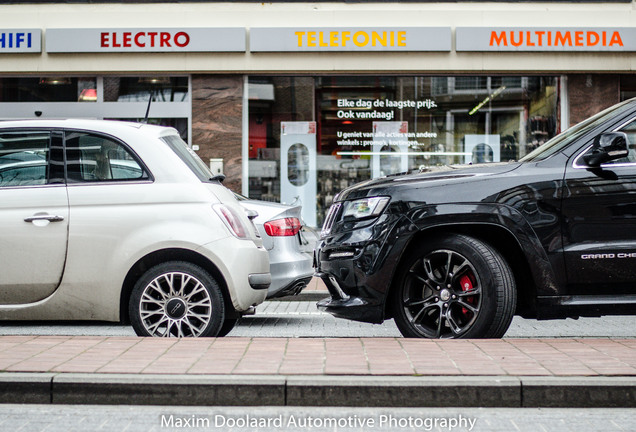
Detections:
[520, 98, 634, 163]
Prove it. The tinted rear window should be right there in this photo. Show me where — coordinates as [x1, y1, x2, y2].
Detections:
[161, 135, 216, 182]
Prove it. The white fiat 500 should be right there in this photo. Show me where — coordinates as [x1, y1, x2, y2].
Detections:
[0, 119, 270, 337]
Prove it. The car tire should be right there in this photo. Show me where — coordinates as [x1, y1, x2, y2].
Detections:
[129, 261, 225, 337]
[391, 234, 516, 339]
[217, 318, 239, 337]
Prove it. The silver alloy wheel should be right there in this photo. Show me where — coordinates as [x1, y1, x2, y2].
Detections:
[139, 271, 213, 337]
[402, 249, 482, 338]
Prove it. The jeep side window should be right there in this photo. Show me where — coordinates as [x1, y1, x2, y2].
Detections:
[520, 99, 633, 163]
[618, 118, 636, 164]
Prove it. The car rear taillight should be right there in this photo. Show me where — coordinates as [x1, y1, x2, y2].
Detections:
[264, 217, 301, 237]
[213, 204, 247, 238]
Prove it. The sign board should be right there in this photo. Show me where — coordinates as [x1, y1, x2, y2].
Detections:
[464, 135, 500, 164]
[46, 28, 246, 53]
[457, 27, 636, 52]
[0, 29, 41, 53]
[250, 27, 451, 52]
[280, 122, 317, 227]
[372, 121, 409, 178]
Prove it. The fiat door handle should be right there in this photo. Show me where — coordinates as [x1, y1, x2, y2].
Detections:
[24, 215, 65, 223]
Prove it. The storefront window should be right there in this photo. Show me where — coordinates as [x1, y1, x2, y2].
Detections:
[247, 77, 315, 206]
[254, 75, 560, 227]
[0, 76, 190, 142]
[620, 74, 636, 101]
[104, 77, 188, 102]
[106, 117, 188, 142]
[0, 77, 97, 102]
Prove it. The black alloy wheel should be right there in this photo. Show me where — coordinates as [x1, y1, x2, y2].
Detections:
[392, 234, 516, 339]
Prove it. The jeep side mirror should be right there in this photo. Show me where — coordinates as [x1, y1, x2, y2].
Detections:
[583, 132, 630, 167]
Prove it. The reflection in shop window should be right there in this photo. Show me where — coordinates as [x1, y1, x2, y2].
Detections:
[287, 143, 309, 186]
[453, 76, 488, 91]
[0, 77, 97, 102]
[620, 74, 636, 101]
[248, 75, 559, 227]
[103, 77, 188, 102]
[106, 117, 188, 142]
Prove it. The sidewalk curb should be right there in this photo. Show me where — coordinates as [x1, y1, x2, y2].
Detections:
[521, 377, 636, 407]
[52, 374, 286, 406]
[0, 373, 55, 404]
[286, 376, 521, 407]
[1, 373, 634, 408]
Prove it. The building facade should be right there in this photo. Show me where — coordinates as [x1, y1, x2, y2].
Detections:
[1, 1, 634, 226]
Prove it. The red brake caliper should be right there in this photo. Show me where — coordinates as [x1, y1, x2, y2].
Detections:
[459, 274, 476, 316]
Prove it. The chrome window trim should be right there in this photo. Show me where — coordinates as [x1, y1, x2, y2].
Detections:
[0, 183, 66, 190]
[65, 179, 154, 187]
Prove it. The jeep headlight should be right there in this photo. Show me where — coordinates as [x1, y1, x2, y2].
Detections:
[342, 197, 390, 219]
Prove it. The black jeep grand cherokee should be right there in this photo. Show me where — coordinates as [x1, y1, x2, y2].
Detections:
[316, 97, 636, 339]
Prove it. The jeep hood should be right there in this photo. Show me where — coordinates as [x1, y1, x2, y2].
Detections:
[336, 162, 522, 201]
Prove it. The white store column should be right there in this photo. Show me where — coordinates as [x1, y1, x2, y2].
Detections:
[280, 121, 317, 227]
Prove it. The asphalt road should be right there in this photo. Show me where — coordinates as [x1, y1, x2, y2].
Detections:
[0, 299, 634, 338]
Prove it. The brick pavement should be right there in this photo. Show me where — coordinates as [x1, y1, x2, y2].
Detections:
[302, 276, 327, 292]
[1, 336, 635, 377]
